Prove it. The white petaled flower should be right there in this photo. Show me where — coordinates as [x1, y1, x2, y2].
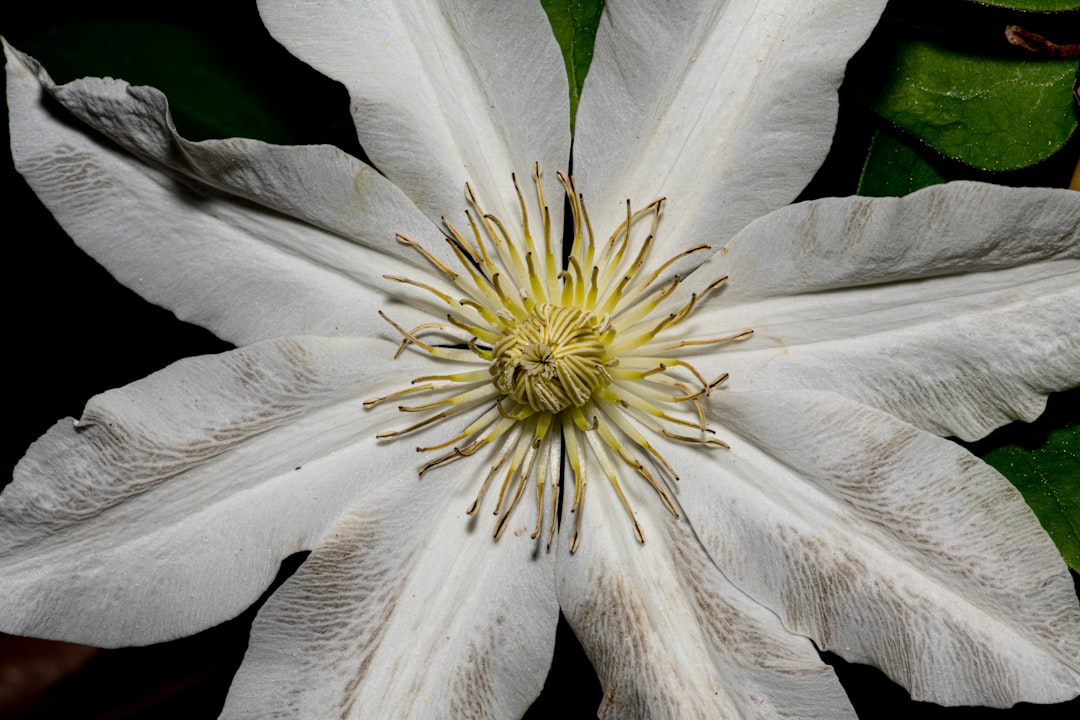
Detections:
[3, 1, 1079, 718]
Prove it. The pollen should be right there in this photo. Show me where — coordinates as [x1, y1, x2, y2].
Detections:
[364, 165, 752, 553]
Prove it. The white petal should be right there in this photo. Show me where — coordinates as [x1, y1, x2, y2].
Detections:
[5, 42, 454, 346]
[555, 455, 855, 719]
[674, 390, 1080, 706]
[575, 0, 888, 256]
[257, 0, 571, 229]
[0, 336, 433, 646]
[684, 182, 1080, 440]
[222, 451, 557, 719]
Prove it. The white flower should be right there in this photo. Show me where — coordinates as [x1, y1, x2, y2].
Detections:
[3, 1, 1079, 718]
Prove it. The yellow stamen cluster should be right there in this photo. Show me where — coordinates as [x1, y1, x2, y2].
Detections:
[365, 165, 751, 552]
[491, 304, 610, 413]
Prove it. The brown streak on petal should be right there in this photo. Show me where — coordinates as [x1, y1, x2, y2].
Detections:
[4, 338, 337, 551]
[248, 511, 408, 719]
[448, 636, 497, 719]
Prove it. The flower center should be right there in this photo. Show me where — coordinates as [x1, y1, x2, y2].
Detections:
[490, 304, 610, 413]
[365, 164, 752, 552]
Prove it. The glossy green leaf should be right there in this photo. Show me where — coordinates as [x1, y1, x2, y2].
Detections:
[964, 0, 1079, 10]
[541, 0, 604, 134]
[970, 390, 1080, 572]
[854, 34, 1078, 171]
[857, 130, 947, 196]
[19, 21, 294, 143]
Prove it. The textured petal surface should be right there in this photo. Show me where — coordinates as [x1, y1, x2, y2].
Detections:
[0, 336, 428, 646]
[674, 390, 1080, 706]
[257, 0, 570, 230]
[680, 182, 1080, 441]
[575, 0, 888, 257]
[221, 459, 558, 720]
[556, 454, 855, 720]
[6, 42, 454, 346]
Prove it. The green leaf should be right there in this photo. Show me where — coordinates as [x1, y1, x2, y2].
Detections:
[969, 390, 1080, 572]
[852, 33, 1078, 171]
[857, 130, 948, 196]
[963, 0, 1080, 10]
[541, 0, 604, 134]
[19, 21, 294, 143]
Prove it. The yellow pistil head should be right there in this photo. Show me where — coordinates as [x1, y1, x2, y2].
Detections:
[366, 164, 752, 553]
[490, 304, 610, 413]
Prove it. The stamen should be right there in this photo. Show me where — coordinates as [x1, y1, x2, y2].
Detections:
[396, 234, 459, 280]
[399, 382, 498, 412]
[364, 166, 751, 553]
[467, 431, 518, 515]
[414, 369, 491, 384]
[363, 383, 442, 408]
[418, 438, 487, 475]
[579, 412, 645, 544]
[658, 328, 755, 350]
[383, 275, 456, 306]
[673, 373, 729, 401]
[375, 412, 450, 440]
[445, 313, 502, 344]
[661, 430, 731, 449]
[593, 409, 679, 518]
